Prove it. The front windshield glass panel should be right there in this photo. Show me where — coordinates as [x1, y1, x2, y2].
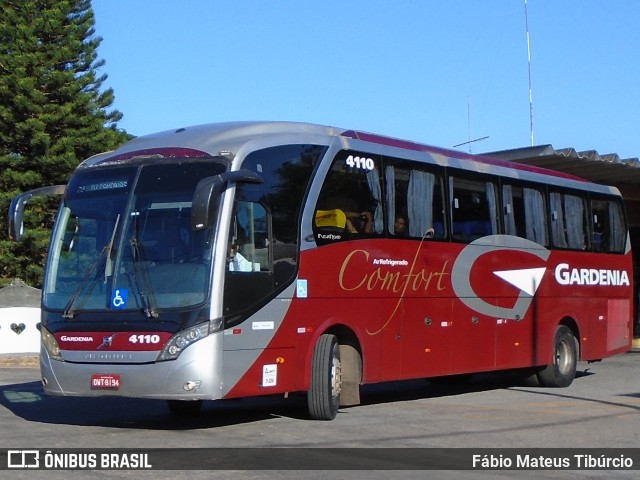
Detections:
[43, 161, 224, 312]
[44, 167, 136, 310]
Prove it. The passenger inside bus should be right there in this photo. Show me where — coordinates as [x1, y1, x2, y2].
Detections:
[345, 210, 373, 234]
[393, 215, 408, 236]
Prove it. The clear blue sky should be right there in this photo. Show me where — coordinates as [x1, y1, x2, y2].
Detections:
[92, 1, 640, 159]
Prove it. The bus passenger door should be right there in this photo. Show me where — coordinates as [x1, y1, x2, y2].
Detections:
[222, 201, 298, 395]
[223, 201, 274, 317]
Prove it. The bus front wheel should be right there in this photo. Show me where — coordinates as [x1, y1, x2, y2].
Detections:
[537, 325, 577, 388]
[307, 334, 342, 420]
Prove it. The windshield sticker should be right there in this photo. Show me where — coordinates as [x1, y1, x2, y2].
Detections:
[111, 289, 128, 309]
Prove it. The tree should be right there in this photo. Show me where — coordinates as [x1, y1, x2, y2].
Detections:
[0, 0, 130, 287]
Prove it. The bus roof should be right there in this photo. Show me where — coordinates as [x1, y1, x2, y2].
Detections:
[80, 122, 341, 168]
[81, 121, 607, 191]
[340, 129, 588, 183]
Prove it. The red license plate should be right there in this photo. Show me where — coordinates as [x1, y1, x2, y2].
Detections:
[91, 374, 121, 390]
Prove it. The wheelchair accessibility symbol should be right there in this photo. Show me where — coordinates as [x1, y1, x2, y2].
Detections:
[111, 289, 128, 309]
[296, 279, 308, 298]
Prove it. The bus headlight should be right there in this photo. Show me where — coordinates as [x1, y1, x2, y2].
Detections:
[41, 325, 63, 361]
[157, 321, 217, 362]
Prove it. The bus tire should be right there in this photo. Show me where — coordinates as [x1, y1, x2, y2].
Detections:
[167, 399, 203, 416]
[537, 325, 577, 388]
[307, 334, 342, 420]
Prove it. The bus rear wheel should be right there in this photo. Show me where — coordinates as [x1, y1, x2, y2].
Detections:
[537, 325, 577, 388]
[307, 334, 342, 420]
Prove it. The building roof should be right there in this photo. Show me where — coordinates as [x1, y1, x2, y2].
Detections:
[484, 145, 640, 186]
[0, 279, 41, 308]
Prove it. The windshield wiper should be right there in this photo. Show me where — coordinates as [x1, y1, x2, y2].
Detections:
[62, 214, 120, 319]
[104, 214, 120, 283]
[62, 246, 108, 319]
[129, 236, 159, 319]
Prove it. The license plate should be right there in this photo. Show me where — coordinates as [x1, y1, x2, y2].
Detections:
[91, 374, 121, 390]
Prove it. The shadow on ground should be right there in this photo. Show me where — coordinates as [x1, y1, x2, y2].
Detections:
[0, 367, 599, 430]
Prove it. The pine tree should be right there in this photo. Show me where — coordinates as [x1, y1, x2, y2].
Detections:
[0, 0, 130, 287]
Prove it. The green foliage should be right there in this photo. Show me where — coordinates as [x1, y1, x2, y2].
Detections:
[0, 0, 131, 288]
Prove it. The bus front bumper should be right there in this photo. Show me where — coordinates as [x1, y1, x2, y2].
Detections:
[39, 333, 224, 400]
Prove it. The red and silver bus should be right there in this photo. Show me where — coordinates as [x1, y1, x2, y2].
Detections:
[9, 121, 633, 420]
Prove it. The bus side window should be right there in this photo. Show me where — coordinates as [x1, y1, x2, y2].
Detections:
[591, 198, 626, 253]
[313, 151, 383, 245]
[385, 163, 446, 239]
[502, 183, 548, 245]
[450, 176, 498, 242]
[550, 192, 587, 250]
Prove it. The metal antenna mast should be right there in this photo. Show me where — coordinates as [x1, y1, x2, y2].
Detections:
[525, 0, 534, 146]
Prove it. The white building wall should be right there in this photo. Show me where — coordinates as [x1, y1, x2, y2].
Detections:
[0, 307, 40, 354]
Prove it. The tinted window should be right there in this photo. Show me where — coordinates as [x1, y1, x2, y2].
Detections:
[313, 151, 384, 245]
[385, 161, 446, 239]
[450, 175, 499, 242]
[550, 191, 588, 250]
[224, 144, 325, 320]
[591, 197, 626, 253]
[502, 183, 548, 245]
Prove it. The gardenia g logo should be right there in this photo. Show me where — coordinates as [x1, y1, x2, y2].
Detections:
[451, 235, 550, 320]
[452, 236, 631, 321]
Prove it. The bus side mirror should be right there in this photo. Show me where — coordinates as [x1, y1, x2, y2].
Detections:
[191, 169, 263, 231]
[8, 185, 66, 241]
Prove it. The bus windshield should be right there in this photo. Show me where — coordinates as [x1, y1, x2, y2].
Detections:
[43, 161, 225, 314]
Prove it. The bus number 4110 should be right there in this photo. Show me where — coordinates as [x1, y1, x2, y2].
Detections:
[129, 334, 161, 344]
